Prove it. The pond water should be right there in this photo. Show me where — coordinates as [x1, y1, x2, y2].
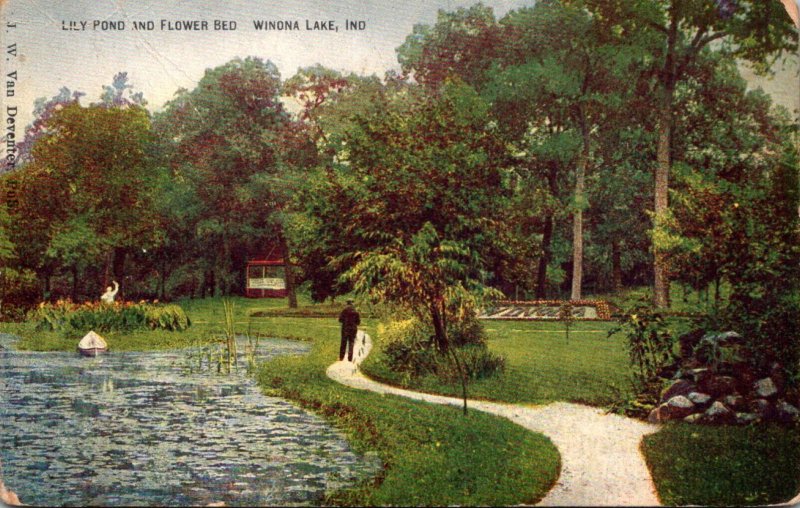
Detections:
[0, 333, 380, 506]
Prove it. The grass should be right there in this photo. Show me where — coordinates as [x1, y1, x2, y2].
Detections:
[642, 422, 800, 506]
[362, 320, 633, 406]
[254, 317, 561, 506]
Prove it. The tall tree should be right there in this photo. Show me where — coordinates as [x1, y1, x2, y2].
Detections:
[6, 102, 158, 298]
[156, 57, 316, 302]
[583, 0, 797, 307]
[283, 67, 388, 302]
[302, 80, 510, 350]
[494, 0, 645, 299]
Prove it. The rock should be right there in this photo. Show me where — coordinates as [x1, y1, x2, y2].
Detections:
[703, 401, 735, 424]
[688, 367, 709, 376]
[694, 331, 744, 370]
[722, 394, 746, 412]
[775, 401, 800, 422]
[754, 378, 778, 398]
[661, 379, 696, 403]
[735, 412, 759, 425]
[749, 398, 774, 419]
[666, 395, 695, 419]
[684, 413, 703, 424]
[648, 404, 669, 424]
[688, 392, 712, 406]
[770, 363, 786, 393]
[698, 375, 737, 398]
[656, 362, 680, 380]
[716, 331, 743, 344]
[692, 368, 713, 387]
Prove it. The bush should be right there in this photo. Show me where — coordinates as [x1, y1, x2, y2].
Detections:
[32, 300, 191, 337]
[381, 319, 438, 378]
[0, 267, 39, 321]
[448, 314, 487, 347]
[609, 307, 677, 390]
[378, 317, 505, 382]
[143, 304, 191, 331]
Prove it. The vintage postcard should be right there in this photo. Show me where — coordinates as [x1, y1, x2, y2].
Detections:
[1, 0, 799, 506]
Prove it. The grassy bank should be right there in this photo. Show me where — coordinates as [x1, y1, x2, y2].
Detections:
[1, 296, 306, 351]
[254, 317, 561, 506]
[642, 422, 800, 506]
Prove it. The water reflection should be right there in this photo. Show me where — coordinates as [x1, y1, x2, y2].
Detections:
[0, 334, 379, 506]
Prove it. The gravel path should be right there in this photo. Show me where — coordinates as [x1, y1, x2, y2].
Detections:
[326, 331, 663, 506]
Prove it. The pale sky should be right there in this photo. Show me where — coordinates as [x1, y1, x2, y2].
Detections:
[0, 0, 797, 131]
[0, 0, 533, 128]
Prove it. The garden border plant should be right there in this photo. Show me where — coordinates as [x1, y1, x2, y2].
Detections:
[32, 299, 191, 337]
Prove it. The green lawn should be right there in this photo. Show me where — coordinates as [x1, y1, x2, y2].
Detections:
[362, 320, 632, 406]
[590, 282, 732, 316]
[643, 422, 800, 506]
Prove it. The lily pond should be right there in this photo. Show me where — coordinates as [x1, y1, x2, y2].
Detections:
[0, 333, 380, 506]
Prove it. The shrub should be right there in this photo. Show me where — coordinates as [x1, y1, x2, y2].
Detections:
[381, 319, 438, 378]
[448, 313, 487, 347]
[609, 307, 676, 390]
[144, 304, 191, 331]
[378, 316, 505, 382]
[32, 300, 191, 336]
[0, 267, 39, 321]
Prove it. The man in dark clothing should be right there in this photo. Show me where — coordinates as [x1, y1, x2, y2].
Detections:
[338, 300, 361, 362]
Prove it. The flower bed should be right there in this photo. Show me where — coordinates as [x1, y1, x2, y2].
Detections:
[32, 299, 191, 336]
[479, 300, 613, 321]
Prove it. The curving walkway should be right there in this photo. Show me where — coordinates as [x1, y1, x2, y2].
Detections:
[326, 331, 662, 507]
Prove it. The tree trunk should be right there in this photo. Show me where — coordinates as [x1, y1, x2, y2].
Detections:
[535, 215, 553, 299]
[571, 112, 590, 301]
[430, 303, 449, 352]
[71, 266, 79, 301]
[653, 81, 675, 309]
[279, 236, 298, 309]
[202, 268, 215, 298]
[653, 7, 680, 310]
[612, 240, 623, 292]
[536, 161, 559, 299]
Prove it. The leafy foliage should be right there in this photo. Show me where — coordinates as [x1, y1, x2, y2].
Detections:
[377, 316, 505, 384]
[609, 308, 676, 390]
[32, 300, 190, 337]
